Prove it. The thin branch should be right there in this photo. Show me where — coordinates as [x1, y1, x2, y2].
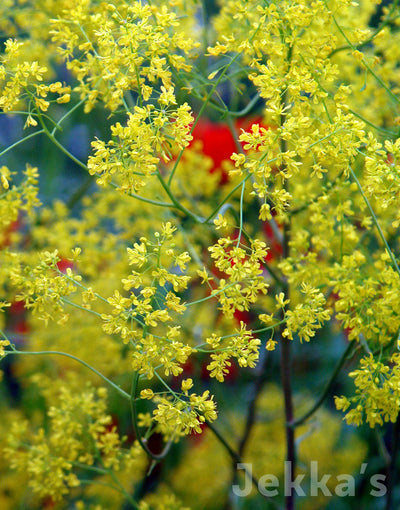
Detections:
[167, 13, 266, 187]
[385, 415, 400, 510]
[289, 340, 356, 428]
[326, 0, 400, 106]
[156, 171, 205, 222]
[238, 351, 270, 458]
[278, 42, 296, 510]
[0, 129, 44, 158]
[204, 174, 252, 224]
[129, 372, 175, 461]
[207, 421, 281, 509]
[66, 174, 94, 209]
[328, 0, 400, 58]
[5, 349, 131, 401]
[349, 163, 400, 279]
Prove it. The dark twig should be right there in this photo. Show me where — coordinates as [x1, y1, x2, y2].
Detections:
[385, 415, 400, 510]
[289, 340, 356, 428]
[279, 43, 295, 510]
[238, 351, 270, 458]
[207, 421, 281, 510]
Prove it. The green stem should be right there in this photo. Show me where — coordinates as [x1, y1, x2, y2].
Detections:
[51, 97, 86, 136]
[66, 174, 94, 209]
[79, 479, 128, 497]
[5, 349, 131, 400]
[0, 129, 44, 158]
[108, 469, 140, 510]
[167, 15, 266, 187]
[130, 372, 175, 461]
[207, 422, 281, 509]
[329, 0, 399, 58]
[60, 296, 103, 318]
[167, 52, 244, 187]
[37, 111, 89, 172]
[290, 340, 356, 428]
[278, 43, 295, 510]
[186, 281, 238, 307]
[156, 171, 205, 222]
[205, 174, 252, 223]
[235, 180, 246, 248]
[326, 0, 400, 106]
[349, 164, 400, 279]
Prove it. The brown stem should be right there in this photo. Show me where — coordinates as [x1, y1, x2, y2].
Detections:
[279, 219, 295, 510]
[238, 350, 270, 458]
[289, 340, 355, 429]
[222, 350, 271, 510]
[279, 39, 295, 509]
[207, 422, 281, 510]
[277, 169, 295, 510]
[280, 333, 295, 510]
[385, 415, 400, 510]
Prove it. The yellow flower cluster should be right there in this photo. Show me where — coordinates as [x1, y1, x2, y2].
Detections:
[208, 237, 269, 318]
[10, 249, 77, 326]
[88, 104, 193, 194]
[364, 136, 400, 228]
[0, 338, 10, 358]
[5, 378, 146, 502]
[0, 39, 70, 122]
[206, 322, 261, 381]
[0, 164, 40, 239]
[282, 283, 331, 343]
[336, 353, 400, 427]
[139, 485, 190, 510]
[50, 1, 198, 112]
[169, 384, 366, 510]
[1, 0, 400, 507]
[99, 222, 194, 379]
[152, 388, 217, 436]
[331, 251, 400, 344]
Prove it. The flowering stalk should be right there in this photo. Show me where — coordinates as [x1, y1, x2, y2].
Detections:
[1, 2, 400, 509]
